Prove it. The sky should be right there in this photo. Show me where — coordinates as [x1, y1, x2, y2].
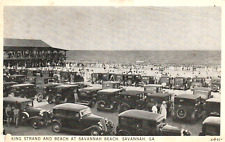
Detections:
[4, 7, 221, 50]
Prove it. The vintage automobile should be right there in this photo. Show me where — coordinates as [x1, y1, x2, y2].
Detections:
[210, 78, 221, 92]
[11, 83, 37, 99]
[190, 77, 207, 90]
[119, 90, 146, 112]
[3, 82, 17, 97]
[91, 73, 103, 84]
[172, 77, 190, 90]
[115, 74, 125, 85]
[77, 86, 102, 107]
[124, 74, 141, 86]
[9, 74, 26, 84]
[102, 81, 120, 89]
[144, 84, 163, 94]
[36, 83, 62, 102]
[139, 76, 155, 86]
[52, 103, 114, 135]
[199, 116, 220, 136]
[145, 93, 172, 115]
[204, 98, 220, 117]
[193, 87, 212, 101]
[3, 97, 52, 129]
[116, 109, 191, 136]
[47, 84, 79, 104]
[159, 76, 172, 89]
[172, 94, 204, 123]
[97, 89, 123, 112]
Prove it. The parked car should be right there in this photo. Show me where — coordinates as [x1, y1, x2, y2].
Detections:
[3, 97, 52, 129]
[11, 84, 36, 99]
[145, 93, 172, 116]
[144, 84, 163, 94]
[172, 77, 190, 90]
[159, 76, 172, 89]
[52, 103, 114, 135]
[116, 109, 191, 136]
[204, 98, 220, 117]
[3, 82, 17, 97]
[102, 81, 120, 89]
[91, 73, 103, 84]
[210, 78, 221, 92]
[190, 77, 207, 90]
[139, 76, 155, 86]
[115, 74, 125, 85]
[193, 87, 212, 101]
[199, 116, 220, 136]
[78, 86, 102, 107]
[97, 89, 123, 112]
[9, 74, 26, 84]
[47, 84, 79, 104]
[124, 74, 141, 86]
[172, 94, 204, 123]
[119, 90, 146, 112]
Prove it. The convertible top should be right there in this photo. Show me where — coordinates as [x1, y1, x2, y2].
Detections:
[4, 96, 32, 103]
[53, 103, 88, 112]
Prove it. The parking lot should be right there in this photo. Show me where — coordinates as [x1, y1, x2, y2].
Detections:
[4, 87, 220, 136]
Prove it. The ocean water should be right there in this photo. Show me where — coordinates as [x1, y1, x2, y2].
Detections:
[66, 50, 221, 66]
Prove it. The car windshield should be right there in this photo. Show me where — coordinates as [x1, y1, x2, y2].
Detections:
[21, 101, 33, 109]
[80, 108, 91, 117]
[160, 77, 169, 83]
[175, 78, 184, 84]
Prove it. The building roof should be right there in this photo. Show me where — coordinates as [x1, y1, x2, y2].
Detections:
[119, 109, 164, 122]
[53, 103, 88, 111]
[206, 98, 221, 103]
[120, 90, 144, 96]
[175, 94, 200, 99]
[4, 38, 67, 51]
[4, 96, 32, 103]
[202, 116, 220, 125]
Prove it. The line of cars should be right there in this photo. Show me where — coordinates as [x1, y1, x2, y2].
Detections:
[91, 73, 221, 92]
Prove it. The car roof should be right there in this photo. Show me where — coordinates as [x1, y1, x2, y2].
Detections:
[103, 81, 120, 84]
[98, 88, 122, 94]
[206, 98, 221, 103]
[53, 103, 88, 111]
[193, 87, 211, 91]
[10, 74, 26, 77]
[144, 84, 163, 87]
[79, 86, 102, 91]
[55, 84, 78, 89]
[120, 90, 144, 96]
[11, 83, 35, 87]
[175, 94, 200, 99]
[203, 116, 220, 125]
[4, 97, 32, 103]
[147, 92, 171, 97]
[4, 82, 17, 85]
[119, 109, 164, 122]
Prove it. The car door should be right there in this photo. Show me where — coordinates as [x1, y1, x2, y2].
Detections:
[66, 110, 82, 131]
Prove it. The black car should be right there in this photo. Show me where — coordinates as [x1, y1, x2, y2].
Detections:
[47, 84, 79, 104]
[97, 89, 123, 112]
[3, 82, 17, 97]
[204, 98, 220, 117]
[144, 84, 163, 94]
[91, 73, 103, 84]
[119, 90, 146, 112]
[210, 78, 221, 92]
[9, 75, 26, 84]
[3, 97, 52, 129]
[102, 81, 121, 89]
[145, 93, 172, 115]
[139, 76, 155, 86]
[159, 76, 172, 89]
[172, 94, 204, 123]
[199, 116, 220, 136]
[52, 103, 114, 135]
[172, 77, 190, 90]
[116, 109, 191, 136]
[77, 86, 102, 107]
[124, 74, 141, 86]
[190, 77, 207, 90]
[11, 84, 37, 99]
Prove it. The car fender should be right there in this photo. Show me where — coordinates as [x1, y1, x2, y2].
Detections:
[82, 125, 102, 132]
[52, 119, 62, 126]
[21, 112, 30, 118]
[117, 129, 131, 136]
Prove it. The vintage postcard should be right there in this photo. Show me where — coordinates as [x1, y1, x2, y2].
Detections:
[0, 0, 224, 142]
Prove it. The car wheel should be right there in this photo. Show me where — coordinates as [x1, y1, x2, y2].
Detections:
[89, 100, 96, 108]
[90, 128, 100, 136]
[32, 120, 40, 129]
[52, 122, 61, 133]
[120, 104, 130, 113]
[20, 113, 28, 125]
[176, 108, 187, 119]
[36, 93, 44, 102]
